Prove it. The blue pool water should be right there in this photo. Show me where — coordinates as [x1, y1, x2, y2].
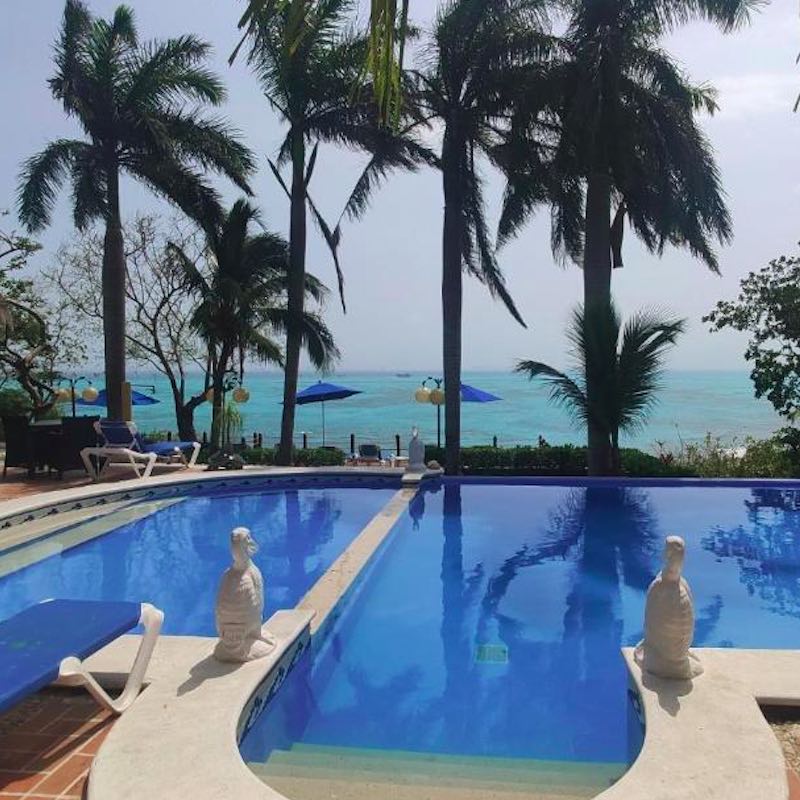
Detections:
[241, 480, 800, 770]
[0, 481, 397, 635]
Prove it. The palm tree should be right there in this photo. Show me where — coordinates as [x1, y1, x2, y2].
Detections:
[233, 0, 410, 125]
[245, 0, 432, 466]
[413, 0, 552, 474]
[516, 303, 685, 474]
[17, 0, 254, 420]
[171, 199, 338, 449]
[500, 0, 754, 473]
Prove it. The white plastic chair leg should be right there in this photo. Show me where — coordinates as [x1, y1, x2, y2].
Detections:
[187, 442, 201, 468]
[80, 447, 97, 481]
[56, 603, 164, 715]
[141, 453, 157, 478]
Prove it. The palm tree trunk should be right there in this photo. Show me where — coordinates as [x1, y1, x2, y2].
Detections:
[442, 131, 464, 476]
[583, 170, 613, 476]
[210, 344, 232, 450]
[102, 165, 126, 420]
[611, 428, 621, 475]
[277, 131, 307, 467]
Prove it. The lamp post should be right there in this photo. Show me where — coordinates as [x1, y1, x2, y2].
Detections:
[415, 377, 444, 448]
[55, 377, 97, 418]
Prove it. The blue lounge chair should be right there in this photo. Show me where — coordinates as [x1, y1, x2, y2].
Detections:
[0, 599, 163, 715]
[80, 420, 200, 480]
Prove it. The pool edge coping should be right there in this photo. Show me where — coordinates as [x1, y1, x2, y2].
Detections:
[595, 647, 798, 800]
[0, 466, 408, 552]
[81, 473, 421, 800]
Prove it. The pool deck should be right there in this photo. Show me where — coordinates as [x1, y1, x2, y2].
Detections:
[0, 690, 114, 800]
[75, 640, 800, 800]
[596, 648, 800, 800]
[3, 469, 800, 800]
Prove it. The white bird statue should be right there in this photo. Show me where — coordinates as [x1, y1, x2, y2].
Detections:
[635, 535, 703, 680]
[213, 527, 276, 663]
[407, 427, 426, 473]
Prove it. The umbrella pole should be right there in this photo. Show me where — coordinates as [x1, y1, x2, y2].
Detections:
[321, 401, 326, 447]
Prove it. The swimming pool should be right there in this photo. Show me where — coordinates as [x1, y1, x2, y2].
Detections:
[240, 479, 800, 798]
[0, 478, 398, 635]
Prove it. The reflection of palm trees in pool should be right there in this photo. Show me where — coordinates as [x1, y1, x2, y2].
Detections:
[439, 483, 483, 751]
[470, 488, 660, 758]
[702, 489, 800, 618]
[281, 491, 341, 604]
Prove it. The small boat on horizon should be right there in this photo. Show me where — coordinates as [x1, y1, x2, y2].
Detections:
[395, 372, 411, 378]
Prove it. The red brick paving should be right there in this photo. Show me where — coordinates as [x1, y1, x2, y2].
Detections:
[0, 689, 115, 800]
[789, 768, 800, 800]
[0, 471, 140, 502]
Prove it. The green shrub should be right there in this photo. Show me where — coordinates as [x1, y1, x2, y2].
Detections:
[239, 446, 345, 467]
[618, 448, 695, 478]
[657, 432, 798, 478]
[424, 444, 694, 477]
[295, 447, 346, 467]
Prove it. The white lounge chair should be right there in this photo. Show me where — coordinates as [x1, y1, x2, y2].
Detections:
[81, 420, 200, 480]
[0, 599, 163, 715]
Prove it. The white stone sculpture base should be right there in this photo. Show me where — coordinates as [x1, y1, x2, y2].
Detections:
[213, 626, 276, 663]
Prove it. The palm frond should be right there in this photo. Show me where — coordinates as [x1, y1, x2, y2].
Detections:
[17, 140, 85, 232]
[245, 328, 285, 366]
[515, 359, 588, 426]
[125, 155, 224, 232]
[122, 35, 222, 112]
[49, 0, 92, 111]
[615, 309, 686, 432]
[167, 241, 210, 296]
[70, 147, 106, 229]
[463, 169, 526, 327]
[145, 112, 255, 194]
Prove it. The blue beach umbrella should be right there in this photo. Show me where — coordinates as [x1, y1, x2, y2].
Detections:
[295, 381, 362, 446]
[76, 388, 160, 407]
[461, 383, 502, 403]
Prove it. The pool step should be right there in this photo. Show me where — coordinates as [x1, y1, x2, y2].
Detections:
[0, 498, 185, 578]
[248, 744, 624, 800]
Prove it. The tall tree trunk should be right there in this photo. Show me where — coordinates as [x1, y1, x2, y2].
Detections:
[278, 130, 307, 466]
[102, 165, 126, 420]
[210, 345, 231, 450]
[583, 170, 613, 476]
[442, 131, 465, 476]
[177, 391, 208, 443]
[173, 396, 198, 442]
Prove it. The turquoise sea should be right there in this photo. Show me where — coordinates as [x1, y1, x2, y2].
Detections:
[79, 370, 781, 454]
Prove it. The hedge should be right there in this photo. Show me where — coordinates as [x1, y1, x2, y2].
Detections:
[239, 446, 346, 467]
[423, 444, 695, 478]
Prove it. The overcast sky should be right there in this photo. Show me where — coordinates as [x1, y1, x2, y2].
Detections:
[0, 0, 797, 373]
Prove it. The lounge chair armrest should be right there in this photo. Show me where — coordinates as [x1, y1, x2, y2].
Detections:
[57, 603, 164, 715]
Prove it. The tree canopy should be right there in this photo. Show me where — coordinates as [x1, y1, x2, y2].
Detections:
[705, 249, 800, 419]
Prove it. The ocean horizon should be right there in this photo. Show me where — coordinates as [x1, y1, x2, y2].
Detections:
[68, 368, 782, 455]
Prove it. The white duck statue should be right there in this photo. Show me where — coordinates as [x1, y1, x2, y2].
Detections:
[635, 535, 703, 680]
[213, 527, 276, 663]
[407, 427, 426, 473]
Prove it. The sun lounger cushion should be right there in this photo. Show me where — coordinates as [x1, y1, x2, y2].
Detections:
[137, 439, 197, 457]
[0, 599, 141, 713]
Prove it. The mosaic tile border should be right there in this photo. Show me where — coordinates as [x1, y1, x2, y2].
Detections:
[237, 625, 312, 744]
[0, 471, 402, 535]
